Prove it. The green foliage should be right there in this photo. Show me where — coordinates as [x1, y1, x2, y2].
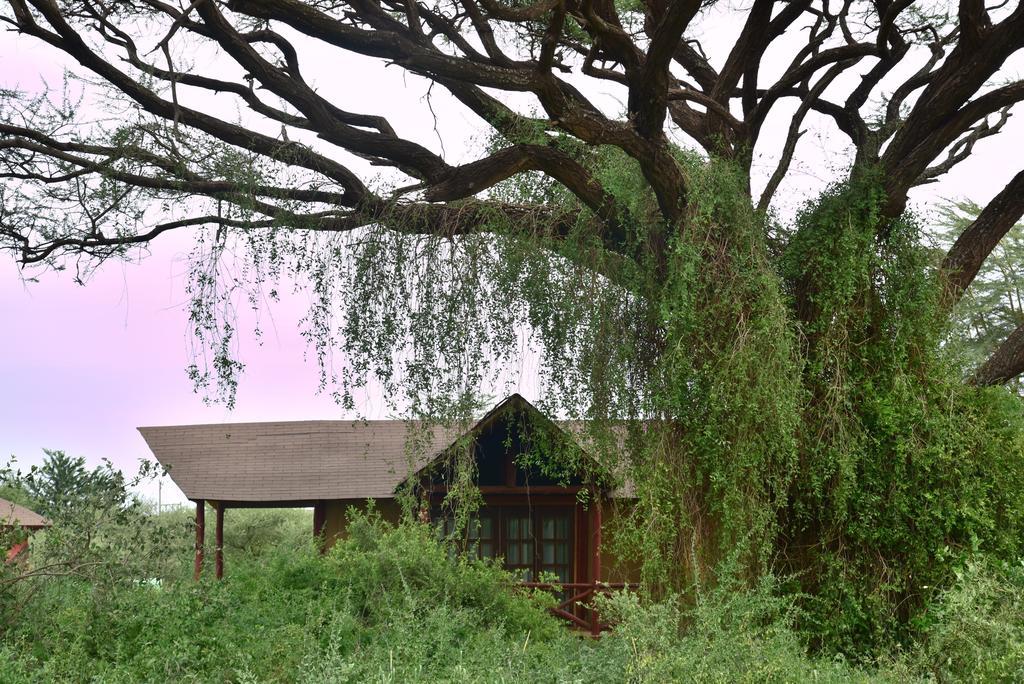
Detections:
[0, 483, 34, 510]
[1, 508, 581, 683]
[4, 505, 972, 683]
[1, 456, 187, 631]
[595, 578, 884, 683]
[645, 155, 801, 583]
[166, 143, 1024, 660]
[219, 507, 312, 556]
[779, 175, 1024, 655]
[900, 556, 1024, 681]
[322, 507, 564, 640]
[932, 200, 1024, 385]
[18, 449, 125, 521]
[9, 495, 1024, 682]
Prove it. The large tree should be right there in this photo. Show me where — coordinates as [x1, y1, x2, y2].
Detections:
[4, 0, 1024, 653]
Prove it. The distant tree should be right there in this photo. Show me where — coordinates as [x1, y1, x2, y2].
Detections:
[19, 449, 124, 521]
[0, 461, 33, 509]
[1, 455, 183, 623]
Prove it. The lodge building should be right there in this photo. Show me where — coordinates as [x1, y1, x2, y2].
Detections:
[140, 394, 637, 632]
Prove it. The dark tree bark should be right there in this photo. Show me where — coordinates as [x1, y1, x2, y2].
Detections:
[941, 170, 1024, 308]
[2, 0, 1024, 383]
[974, 323, 1024, 387]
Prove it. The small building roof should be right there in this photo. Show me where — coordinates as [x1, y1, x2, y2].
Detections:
[139, 420, 460, 504]
[0, 497, 50, 529]
[140, 394, 634, 505]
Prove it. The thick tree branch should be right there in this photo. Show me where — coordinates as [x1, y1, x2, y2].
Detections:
[941, 169, 1024, 307]
[880, 5, 1024, 216]
[194, 0, 451, 181]
[757, 61, 850, 214]
[2, 0, 1022, 340]
[972, 322, 1024, 386]
[12, 0, 370, 200]
[915, 107, 1012, 185]
[421, 143, 629, 250]
[628, 0, 701, 137]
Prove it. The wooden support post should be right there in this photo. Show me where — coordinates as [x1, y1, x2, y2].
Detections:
[591, 494, 602, 637]
[313, 501, 327, 553]
[215, 503, 224, 580]
[193, 499, 205, 581]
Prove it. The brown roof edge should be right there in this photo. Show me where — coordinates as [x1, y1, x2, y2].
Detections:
[0, 497, 50, 529]
[137, 417, 397, 431]
[138, 420, 456, 503]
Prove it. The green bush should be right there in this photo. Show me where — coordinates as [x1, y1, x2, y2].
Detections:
[594, 578, 884, 683]
[4, 505, 1024, 682]
[900, 557, 1024, 682]
[221, 508, 312, 556]
[0, 509, 591, 682]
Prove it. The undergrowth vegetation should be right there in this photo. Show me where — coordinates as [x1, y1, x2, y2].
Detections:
[3, 506, 1024, 682]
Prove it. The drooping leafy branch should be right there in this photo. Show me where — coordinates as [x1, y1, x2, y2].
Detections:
[2, 1, 1024, 384]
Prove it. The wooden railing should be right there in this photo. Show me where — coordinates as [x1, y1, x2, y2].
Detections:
[519, 581, 638, 636]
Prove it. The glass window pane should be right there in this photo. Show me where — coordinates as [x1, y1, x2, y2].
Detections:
[481, 543, 493, 558]
[524, 542, 533, 560]
[481, 518, 492, 538]
[557, 544, 568, 564]
[509, 545, 519, 564]
[509, 518, 519, 539]
[543, 542, 554, 564]
[557, 517, 569, 537]
[543, 518, 554, 538]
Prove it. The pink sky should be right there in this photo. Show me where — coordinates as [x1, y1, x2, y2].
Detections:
[3, 12, 1024, 505]
[0, 28, 478, 504]
[1, 233, 363, 504]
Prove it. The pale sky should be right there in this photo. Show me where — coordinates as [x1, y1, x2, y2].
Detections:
[2, 7, 1023, 505]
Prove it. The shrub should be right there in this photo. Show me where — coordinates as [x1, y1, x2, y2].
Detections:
[595, 578, 884, 683]
[900, 557, 1024, 682]
[6, 504, 1024, 682]
[1, 509, 592, 682]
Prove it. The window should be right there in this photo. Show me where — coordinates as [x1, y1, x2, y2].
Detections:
[434, 506, 573, 583]
[504, 512, 535, 580]
[538, 513, 571, 583]
[437, 514, 497, 560]
[469, 515, 496, 559]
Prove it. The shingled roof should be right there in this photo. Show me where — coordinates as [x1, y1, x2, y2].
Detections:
[140, 394, 633, 504]
[139, 420, 460, 503]
[0, 497, 50, 529]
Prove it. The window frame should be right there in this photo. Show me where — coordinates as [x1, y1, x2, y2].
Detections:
[434, 504, 575, 583]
